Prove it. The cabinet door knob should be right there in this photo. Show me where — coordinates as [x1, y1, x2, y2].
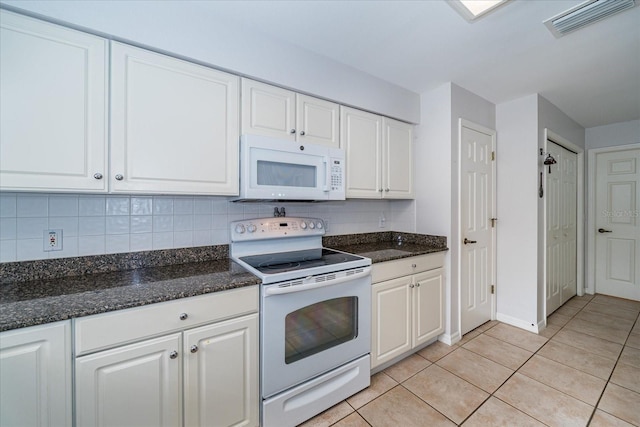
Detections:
[169, 351, 178, 359]
[409, 284, 415, 288]
[300, 130, 306, 136]
[190, 345, 198, 353]
[290, 129, 296, 134]
[385, 188, 390, 192]
[179, 313, 188, 320]
[378, 189, 383, 192]
[93, 173, 103, 180]
[115, 174, 124, 181]
[416, 283, 421, 287]
[412, 264, 417, 268]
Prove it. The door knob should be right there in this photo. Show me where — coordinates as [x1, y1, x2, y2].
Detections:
[598, 228, 613, 233]
[463, 238, 477, 244]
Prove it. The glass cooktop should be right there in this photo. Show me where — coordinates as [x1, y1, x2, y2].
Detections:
[239, 248, 363, 275]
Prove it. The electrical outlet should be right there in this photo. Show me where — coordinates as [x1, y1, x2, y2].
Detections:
[379, 213, 386, 228]
[44, 229, 63, 252]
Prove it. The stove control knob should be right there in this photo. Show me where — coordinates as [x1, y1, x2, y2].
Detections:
[247, 224, 257, 233]
[300, 221, 307, 230]
[235, 224, 245, 234]
[316, 221, 323, 229]
[309, 222, 315, 229]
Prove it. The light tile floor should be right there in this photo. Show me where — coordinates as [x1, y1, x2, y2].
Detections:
[300, 294, 640, 427]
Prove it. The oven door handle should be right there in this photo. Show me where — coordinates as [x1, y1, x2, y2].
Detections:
[264, 268, 371, 295]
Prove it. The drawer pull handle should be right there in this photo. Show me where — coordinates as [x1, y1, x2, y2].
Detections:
[169, 351, 178, 359]
[179, 313, 188, 320]
[190, 345, 198, 353]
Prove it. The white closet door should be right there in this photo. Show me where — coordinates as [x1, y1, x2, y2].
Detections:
[595, 148, 640, 300]
[546, 142, 577, 315]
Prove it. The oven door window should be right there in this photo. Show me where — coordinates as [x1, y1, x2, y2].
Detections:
[285, 297, 358, 364]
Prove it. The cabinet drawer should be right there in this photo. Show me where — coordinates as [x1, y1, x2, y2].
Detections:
[75, 286, 258, 355]
[372, 253, 444, 283]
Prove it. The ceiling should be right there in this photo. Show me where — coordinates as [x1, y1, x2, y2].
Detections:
[195, 0, 640, 129]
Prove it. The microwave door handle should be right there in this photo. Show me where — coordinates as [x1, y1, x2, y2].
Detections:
[323, 158, 330, 192]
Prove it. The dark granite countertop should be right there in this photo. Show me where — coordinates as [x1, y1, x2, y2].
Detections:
[324, 231, 448, 263]
[0, 253, 259, 332]
[1, 231, 446, 332]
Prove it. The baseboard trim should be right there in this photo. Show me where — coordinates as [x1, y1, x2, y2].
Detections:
[439, 331, 461, 346]
[495, 312, 540, 333]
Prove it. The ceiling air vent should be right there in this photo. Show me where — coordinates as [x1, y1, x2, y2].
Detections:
[544, 0, 636, 37]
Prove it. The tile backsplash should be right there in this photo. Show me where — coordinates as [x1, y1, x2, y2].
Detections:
[0, 193, 415, 262]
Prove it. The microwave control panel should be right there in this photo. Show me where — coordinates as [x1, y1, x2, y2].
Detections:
[330, 158, 343, 191]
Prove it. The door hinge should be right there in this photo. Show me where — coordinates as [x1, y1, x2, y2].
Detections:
[491, 285, 495, 294]
[491, 151, 495, 161]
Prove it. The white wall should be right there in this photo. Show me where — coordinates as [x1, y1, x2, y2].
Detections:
[415, 83, 453, 340]
[0, 194, 412, 262]
[496, 94, 585, 331]
[586, 120, 640, 149]
[0, 0, 420, 123]
[415, 82, 495, 343]
[496, 94, 539, 330]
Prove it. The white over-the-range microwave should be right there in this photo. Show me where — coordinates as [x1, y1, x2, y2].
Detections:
[234, 134, 346, 202]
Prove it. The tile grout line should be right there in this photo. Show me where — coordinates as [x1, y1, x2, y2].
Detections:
[321, 294, 640, 427]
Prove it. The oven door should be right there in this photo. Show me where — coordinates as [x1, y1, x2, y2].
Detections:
[261, 268, 371, 398]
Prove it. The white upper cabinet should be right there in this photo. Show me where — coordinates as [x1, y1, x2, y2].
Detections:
[340, 107, 414, 199]
[0, 10, 108, 192]
[241, 79, 339, 147]
[110, 42, 240, 195]
[383, 117, 414, 199]
[340, 107, 383, 198]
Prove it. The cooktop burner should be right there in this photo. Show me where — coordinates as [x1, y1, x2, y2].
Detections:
[240, 248, 363, 275]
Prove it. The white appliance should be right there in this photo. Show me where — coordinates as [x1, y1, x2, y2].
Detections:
[235, 134, 345, 202]
[230, 217, 371, 427]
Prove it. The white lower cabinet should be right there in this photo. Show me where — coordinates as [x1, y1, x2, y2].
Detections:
[75, 287, 259, 427]
[0, 321, 72, 427]
[183, 315, 259, 427]
[75, 333, 182, 427]
[371, 254, 445, 369]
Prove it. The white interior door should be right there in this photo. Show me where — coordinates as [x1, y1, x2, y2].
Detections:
[460, 120, 495, 335]
[546, 142, 578, 315]
[595, 148, 640, 301]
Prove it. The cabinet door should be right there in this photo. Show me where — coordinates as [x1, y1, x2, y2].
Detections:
[296, 94, 340, 147]
[75, 333, 182, 427]
[241, 79, 296, 141]
[382, 118, 414, 199]
[0, 321, 72, 427]
[0, 10, 108, 192]
[413, 269, 445, 347]
[184, 314, 259, 427]
[371, 276, 412, 369]
[111, 42, 239, 195]
[340, 106, 382, 198]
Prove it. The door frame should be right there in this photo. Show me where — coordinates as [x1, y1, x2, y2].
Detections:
[586, 143, 640, 295]
[542, 129, 584, 320]
[457, 118, 497, 335]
